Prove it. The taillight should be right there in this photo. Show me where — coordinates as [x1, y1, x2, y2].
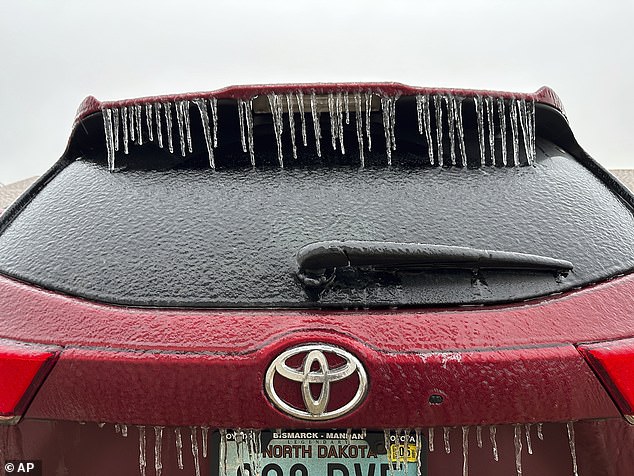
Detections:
[0, 339, 58, 424]
[578, 337, 634, 423]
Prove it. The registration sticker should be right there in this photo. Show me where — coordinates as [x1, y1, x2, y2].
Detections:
[214, 430, 427, 476]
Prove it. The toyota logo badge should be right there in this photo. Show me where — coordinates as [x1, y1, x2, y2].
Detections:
[264, 343, 368, 421]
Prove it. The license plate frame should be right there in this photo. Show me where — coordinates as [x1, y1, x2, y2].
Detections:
[210, 430, 428, 476]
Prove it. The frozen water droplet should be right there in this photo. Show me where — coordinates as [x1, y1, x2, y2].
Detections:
[485, 97, 495, 165]
[191, 427, 201, 476]
[145, 103, 154, 142]
[202, 426, 209, 459]
[567, 422, 579, 476]
[112, 108, 120, 152]
[524, 424, 533, 455]
[310, 92, 322, 158]
[428, 428, 434, 452]
[154, 426, 163, 476]
[121, 106, 130, 154]
[219, 430, 228, 476]
[434, 95, 444, 167]
[98, 422, 106, 428]
[138, 426, 146, 476]
[510, 99, 520, 166]
[537, 423, 544, 441]
[365, 92, 373, 152]
[163, 102, 174, 154]
[476, 426, 483, 448]
[122, 424, 128, 437]
[286, 94, 298, 160]
[354, 92, 365, 167]
[115, 423, 121, 434]
[462, 426, 469, 476]
[443, 427, 451, 454]
[489, 426, 499, 462]
[474, 96, 486, 167]
[175, 427, 184, 470]
[296, 91, 308, 146]
[514, 424, 523, 476]
[497, 99, 507, 166]
[154, 103, 164, 149]
[101, 109, 115, 172]
[194, 99, 216, 169]
[268, 94, 285, 167]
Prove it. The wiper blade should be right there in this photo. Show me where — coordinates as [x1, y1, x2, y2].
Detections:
[297, 240, 573, 274]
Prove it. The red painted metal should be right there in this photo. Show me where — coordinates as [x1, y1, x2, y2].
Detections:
[74, 83, 565, 124]
[579, 337, 634, 416]
[0, 273, 633, 354]
[0, 340, 58, 418]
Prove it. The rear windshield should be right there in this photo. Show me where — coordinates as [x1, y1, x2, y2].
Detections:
[0, 138, 632, 308]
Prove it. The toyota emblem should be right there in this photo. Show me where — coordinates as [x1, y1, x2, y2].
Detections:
[264, 343, 368, 421]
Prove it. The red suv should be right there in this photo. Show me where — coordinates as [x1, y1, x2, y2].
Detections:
[1, 83, 633, 476]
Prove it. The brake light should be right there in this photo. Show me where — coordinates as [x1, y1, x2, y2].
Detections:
[578, 337, 634, 423]
[0, 340, 58, 424]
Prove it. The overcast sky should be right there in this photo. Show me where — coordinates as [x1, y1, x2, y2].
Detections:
[1, 0, 632, 183]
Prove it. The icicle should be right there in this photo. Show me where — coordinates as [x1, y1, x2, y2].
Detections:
[184, 100, 192, 153]
[434, 95, 444, 167]
[268, 94, 285, 167]
[310, 92, 322, 157]
[154, 103, 163, 149]
[415, 429, 422, 476]
[476, 426, 483, 448]
[202, 426, 209, 459]
[238, 100, 247, 153]
[510, 99, 520, 166]
[474, 96, 486, 167]
[122, 424, 128, 437]
[416, 95, 423, 135]
[112, 108, 120, 152]
[175, 101, 187, 157]
[328, 93, 337, 151]
[219, 430, 227, 476]
[129, 105, 136, 143]
[485, 97, 495, 165]
[567, 422, 579, 476]
[489, 426, 499, 462]
[121, 106, 130, 154]
[453, 97, 467, 167]
[164, 102, 174, 154]
[381, 96, 398, 165]
[514, 424, 523, 476]
[135, 105, 143, 146]
[537, 423, 544, 441]
[296, 91, 308, 146]
[525, 424, 533, 455]
[115, 423, 121, 434]
[419, 95, 434, 165]
[236, 430, 246, 476]
[145, 103, 154, 142]
[102, 109, 115, 172]
[354, 92, 365, 167]
[98, 422, 106, 428]
[462, 426, 469, 476]
[194, 99, 215, 169]
[428, 428, 434, 452]
[344, 92, 350, 124]
[336, 93, 346, 155]
[138, 426, 146, 476]
[518, 99, 531, 166]
[365, 92, 373, 152]
[154, 426, 163, 476]
[497, 99, 507, 166]
[443, 427, 451, 454]
[245, 100, 255, 166]
[528, 99, 536, 164]
[286, 94, 298, 159]
[383, 430, 394, 476]
[191, 427, 201, 476]
[447, 95, 456, 166]
[175, 427, 184, 470]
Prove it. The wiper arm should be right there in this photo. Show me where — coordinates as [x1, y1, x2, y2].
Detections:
[297, 240, 573, 279]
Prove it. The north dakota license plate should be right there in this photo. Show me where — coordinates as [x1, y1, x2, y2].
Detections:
[214, 430, 427, 476]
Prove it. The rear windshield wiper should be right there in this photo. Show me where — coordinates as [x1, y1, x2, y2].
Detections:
[296, 240, 573, 290]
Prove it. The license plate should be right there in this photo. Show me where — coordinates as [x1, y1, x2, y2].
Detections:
[213, 430, 428, 476]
